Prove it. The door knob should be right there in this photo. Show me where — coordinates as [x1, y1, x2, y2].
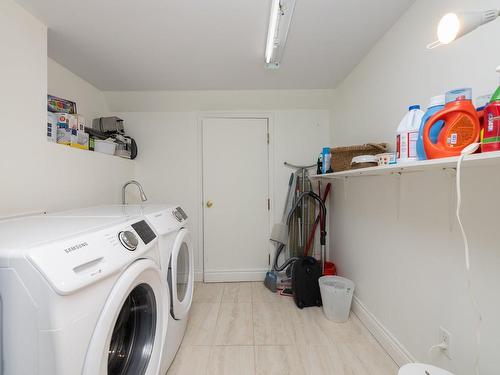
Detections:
[206, 200, 213, 208]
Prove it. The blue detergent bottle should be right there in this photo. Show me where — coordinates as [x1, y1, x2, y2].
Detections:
[416, 95, 445, 160]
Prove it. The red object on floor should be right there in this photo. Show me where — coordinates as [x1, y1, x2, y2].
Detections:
[324, 261, 336, 275]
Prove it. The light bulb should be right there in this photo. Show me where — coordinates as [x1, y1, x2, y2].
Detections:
[437, 13, 460, 44]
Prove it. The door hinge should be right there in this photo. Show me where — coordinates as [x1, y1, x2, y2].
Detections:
[267, 198, 270, 210]
[267, 133, 270, 144]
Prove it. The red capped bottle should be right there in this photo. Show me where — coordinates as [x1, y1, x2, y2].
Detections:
[482, 67, 500, 152]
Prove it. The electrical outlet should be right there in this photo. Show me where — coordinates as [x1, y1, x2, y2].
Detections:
[439, 327, 452, 359]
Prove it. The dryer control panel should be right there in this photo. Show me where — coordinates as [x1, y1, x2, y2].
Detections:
[144, 206, 188, 236]
[172, 206, 188, 222]
[175, 206, 188, 220]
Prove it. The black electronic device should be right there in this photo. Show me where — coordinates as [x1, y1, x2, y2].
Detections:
[291, 256, 322, 309]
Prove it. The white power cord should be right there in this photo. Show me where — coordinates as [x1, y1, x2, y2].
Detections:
[456, 143, 482, 375]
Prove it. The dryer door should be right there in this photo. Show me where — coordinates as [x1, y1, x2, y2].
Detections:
[83, 259, 165, 375]
[169, 228, 194, 320]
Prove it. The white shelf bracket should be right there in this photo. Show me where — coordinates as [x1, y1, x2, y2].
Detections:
[443, 167, 457, 177]
[392, 172, 403, 220]
[443, 168, 457, 232]
[343, 176, 349, 202]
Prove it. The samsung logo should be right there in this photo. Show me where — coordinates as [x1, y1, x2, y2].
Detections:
[64, 242, 88, 254]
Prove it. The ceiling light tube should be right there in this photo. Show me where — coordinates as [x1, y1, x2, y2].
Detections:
[265, 0, 296, 69]
[428, 9, 499, 49]
[265, 0, 281, 64]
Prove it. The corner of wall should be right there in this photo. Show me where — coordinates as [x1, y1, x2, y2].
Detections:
[47, 58, 110, 121]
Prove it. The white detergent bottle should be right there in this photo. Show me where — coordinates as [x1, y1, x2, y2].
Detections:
[396, 105, 424, 162]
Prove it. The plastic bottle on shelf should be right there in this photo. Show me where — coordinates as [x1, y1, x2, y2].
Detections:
[476, 94, 492, 150]
[482, 67, 500, 152]
[396, 105, 424, 162]
[321, 147, 332, 174]
[423, 88, 480, 159]
[317, 154, 323, 175]
[416, 95, 445, 160]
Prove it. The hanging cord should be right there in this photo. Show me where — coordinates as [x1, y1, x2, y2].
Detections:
[456, 143, 482, 375]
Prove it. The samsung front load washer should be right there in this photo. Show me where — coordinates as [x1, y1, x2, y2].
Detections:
[47, 203, 195, 373]
[0, 215, 166, 375]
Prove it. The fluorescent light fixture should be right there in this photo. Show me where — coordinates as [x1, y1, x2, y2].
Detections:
[265, 0, 296, 69]
[265, 0, 281, 64]
[428, 9, 499, 49]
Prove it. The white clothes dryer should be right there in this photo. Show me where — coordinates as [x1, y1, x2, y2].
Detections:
[0, 215, 166, 375]
[141, 205, 194, 374]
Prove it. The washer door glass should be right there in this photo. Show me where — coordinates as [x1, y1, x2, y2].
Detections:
[108, 283, 157, 375]
[176, 242, 190, 301]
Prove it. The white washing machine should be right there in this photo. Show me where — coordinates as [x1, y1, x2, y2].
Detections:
[48, 204, 195, 374]
[0, 214, 167, 375]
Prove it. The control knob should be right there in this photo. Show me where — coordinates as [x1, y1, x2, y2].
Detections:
[118, 231, 139, 251]
[173, 210, 183, 222]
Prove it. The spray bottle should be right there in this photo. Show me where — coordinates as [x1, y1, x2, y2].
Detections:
[482, 66, 500, 152]
[321, 147, 332, 174]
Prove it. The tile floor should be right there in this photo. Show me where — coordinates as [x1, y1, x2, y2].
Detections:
[167, 282, 398, 375]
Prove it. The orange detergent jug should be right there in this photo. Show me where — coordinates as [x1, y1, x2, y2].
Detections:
[423, 88, 480, 159]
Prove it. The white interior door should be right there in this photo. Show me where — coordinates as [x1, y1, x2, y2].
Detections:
[202, 117, 270, 282]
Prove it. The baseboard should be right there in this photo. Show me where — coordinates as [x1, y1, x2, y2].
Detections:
[203, 269, 267, 282]
[194, 269, 203, 282]
[352, 296, 414, 367]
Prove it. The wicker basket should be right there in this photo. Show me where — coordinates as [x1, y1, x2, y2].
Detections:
[330, 143, 389, 172]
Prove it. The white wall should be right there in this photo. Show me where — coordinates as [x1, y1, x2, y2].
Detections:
[330, 0, 500, 374]
[48, 58, 110, 123]
[0, 0, 134, 218]
[331, 0, 500, 147]
[105, 89, 335, 113]
[2, 0, 332, 281]
[113, 106, 330, 281]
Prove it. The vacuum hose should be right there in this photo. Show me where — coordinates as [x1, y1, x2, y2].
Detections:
[273, 191, 327, 272]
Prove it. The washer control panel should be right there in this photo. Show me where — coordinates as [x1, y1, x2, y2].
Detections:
[131, 220, 156, 245]
[27, 219, 159, 296]
[118, 230, 139, 251]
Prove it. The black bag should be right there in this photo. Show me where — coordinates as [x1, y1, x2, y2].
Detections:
[291, 256, 322, 309]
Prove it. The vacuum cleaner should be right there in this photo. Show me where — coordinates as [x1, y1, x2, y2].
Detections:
[264, 190, 327, 300]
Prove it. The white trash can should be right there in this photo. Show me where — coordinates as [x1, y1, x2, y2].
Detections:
[319, 276, 355, 323]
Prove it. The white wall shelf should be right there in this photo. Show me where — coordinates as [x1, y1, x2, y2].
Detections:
[311, 150, 500, 179]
